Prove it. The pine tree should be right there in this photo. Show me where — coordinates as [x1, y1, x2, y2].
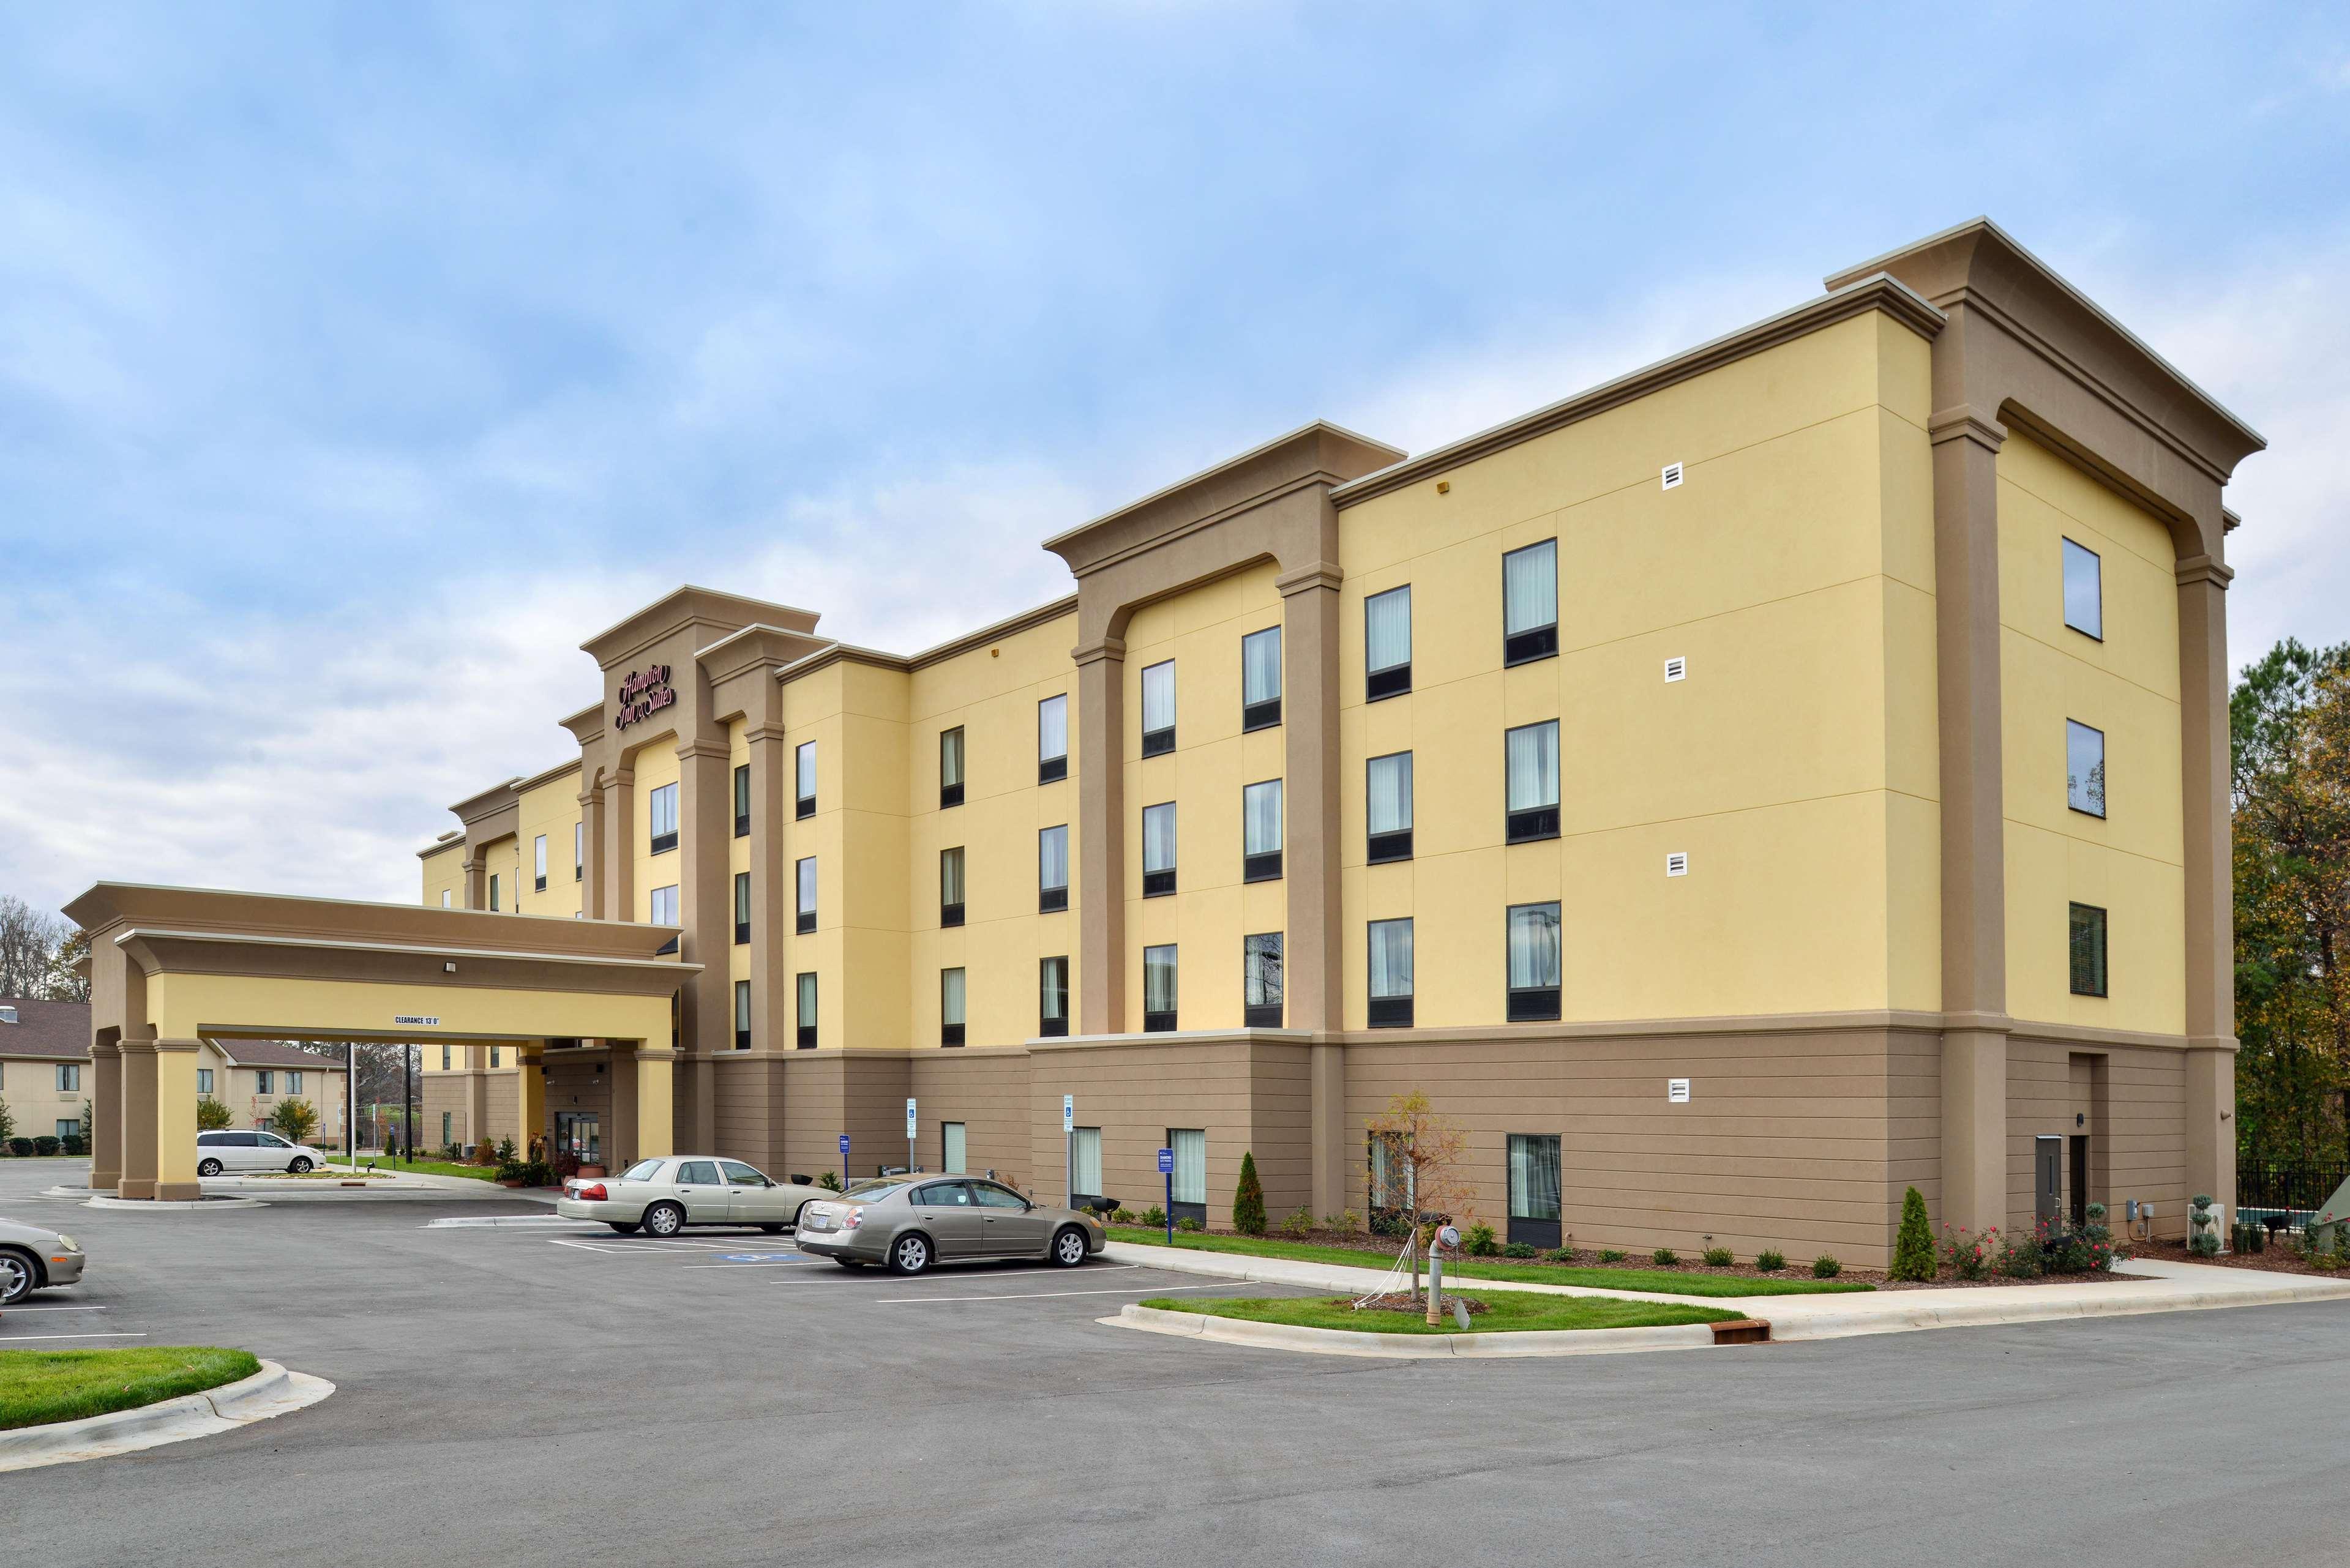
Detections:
[1891, 1184, 1936, 1281]
[1233, 1151, 1267, 1236]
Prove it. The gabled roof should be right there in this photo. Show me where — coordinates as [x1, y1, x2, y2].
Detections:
[211, 1040, 350, 1071]
[0, 997, 89, 1060]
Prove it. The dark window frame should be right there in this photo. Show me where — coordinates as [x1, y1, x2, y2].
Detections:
[734, 763, 751, 838]
[1243, 931, 1283, 1029]
[938, 726, 965, 810]
[1501, 538, 1560, 668]
[1241, 625, 1282, 733]
[1140, 659, 1177, 757]
[1039, 955, 1071, 1037]
[1142, 801, 1176, 897]
[734, 870, 751, 946]
[795, 973, 818, 1049]
[2070, 902, 2109, 998]
[1364, 584, 1412, 701]
[1504, 720, 1562, 844]
[649, 781, 679, 856]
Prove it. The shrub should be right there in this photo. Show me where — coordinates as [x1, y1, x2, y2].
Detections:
[520, 1160, 553, 1188]
[1597, 1248, 1628, 1264]
[61, 1135, 86, 1156]
[1996, 1229, 2044, 1279]
[1702, 1246, 1734, 1267]
[269, 1097, 321, 1146]
[496, 1159, 527, 1182]
[33, 1135, 60, 1156]
[1942, 1225, 1995, 1282]
[1281, 1206, 1314, 1239]
[0, 1096, 12, 1146]
[196, 1096, 234, 1131]
[1754, 1249, 1786, 1272]
[1325, 1209, 1364, 1236]
[1652, 1247, 1679, 1267]
[7, 1137, 30, 1158]
[1141, 1204, 1166, 1228]
[472, 1140, 500, 1167]
[1110, 1207, 1137, 1224]
[1175, 1215, 1203, 1232]
[1502, 1242, 1536, 1259]
[1891, 1185, 1936, 1281]
[1811, 1255, 1841, 1279]
[2187, 1194, 2222, 1258]
[1544, 1246, 1575, 1263]
[1465, 1223, 1499, 1256]
[1232, 1151, 1267, 1236]
[496, 1137, 518, 1166]
[818, 1170, 841, 1192]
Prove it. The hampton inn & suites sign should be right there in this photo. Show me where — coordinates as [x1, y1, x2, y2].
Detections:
[613, 665, 676, 731]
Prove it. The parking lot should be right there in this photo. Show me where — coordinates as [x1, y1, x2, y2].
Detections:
[8, 1159, 2350, 1568]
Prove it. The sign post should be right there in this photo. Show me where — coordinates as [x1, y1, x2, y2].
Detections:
[905, 1097, 918, 1176]
[1158, 1146, 1175, 1246]
[837, 1132, 849, 1183]
[1063, 1094, 1075, 1207]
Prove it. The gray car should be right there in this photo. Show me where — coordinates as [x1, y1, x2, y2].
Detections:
[0, 1217, 86, 1305]
[555, 1156, 833, 1236]
[795, 1176, 1106, 1274]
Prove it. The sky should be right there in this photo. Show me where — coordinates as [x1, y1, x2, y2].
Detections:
[3, 2, 2347, 915]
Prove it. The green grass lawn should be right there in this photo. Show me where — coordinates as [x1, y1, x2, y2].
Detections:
[1142, 1290, 1740, 1335]
[1107, 1227, 1873, 1297]
[0, 1347, 260, 1432]
[376, 1159, 502, 1182]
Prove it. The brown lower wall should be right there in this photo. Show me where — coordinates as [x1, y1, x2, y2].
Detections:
[2007, 1034, 2188, 1241]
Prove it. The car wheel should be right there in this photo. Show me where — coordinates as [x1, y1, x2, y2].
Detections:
[0, 1249, 37, 1305]
[197, 1158, 223, 1177]
[607, 1223, 640, 1235]
[759, 1223, 786, 1234]
[1051, 1226, 1090, 1268]
[643, 1202, 686, 1238]
[288, 1157, 314, 1174]
[889, 1233, 933, 1275]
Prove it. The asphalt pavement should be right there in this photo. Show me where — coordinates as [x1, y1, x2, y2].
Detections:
[4, 1157, 2343, 1568]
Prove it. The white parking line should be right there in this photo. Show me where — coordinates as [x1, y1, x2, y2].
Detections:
[680, 1259, 818, 1269]
[875, 1283, 1218, 1304]
[0, 1331, 149, 1342]
[0, 1305, 110, 1312]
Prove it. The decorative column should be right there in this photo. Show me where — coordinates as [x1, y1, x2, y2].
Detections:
[577, 780, 606, 920]
[467, 1047, 491, 1154]
[600, 764, 635, 930]
[462, 856, 487, 911]
[154, 1040, 201, 1200]
[517, 1052, 548, 1161]
[677, 737, 732, 1154]
[747, 722, 790, 1051]
[118, 1034, 160, 1200]
[1278, 561, 1344, 1031]
[1929, 400, 2011, 1239]
[88, 1039, 122, 1192]
[1073, 637, 1126, 1035]
[2178, 551, 2237, 1218]
[635, 1045, 676, 1160]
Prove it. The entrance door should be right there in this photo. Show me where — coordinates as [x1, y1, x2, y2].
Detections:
[2070, 1134, 2090, 1227]
[556, 1111, 601, 1167]
[2034, 1136, 2063, 1231]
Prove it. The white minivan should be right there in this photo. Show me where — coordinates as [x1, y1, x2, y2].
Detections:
[195, 1130, 324, 1175]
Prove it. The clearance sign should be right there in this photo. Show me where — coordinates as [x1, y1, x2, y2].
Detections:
[613, 665, 676, 731]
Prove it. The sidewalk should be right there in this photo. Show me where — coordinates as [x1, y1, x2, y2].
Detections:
[198, 1170, 559, 1203]
[1099, 1242, 2350, 1343]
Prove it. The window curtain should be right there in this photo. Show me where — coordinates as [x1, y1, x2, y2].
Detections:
[940, 967, 965, 1026]
[1368, 753, 1413, 834]
[1365, 586, 1411, 672]
[940, 847, 965, 905]
[1506, 722, 1560, 811]
[1037, 694, 1068, 761]
[1367, 919, 1414, 999]
[1040, 957, 1068, 1020]
[1244, 933, 1284, 1007]
[1243, 627, 1282, 704]
[797, 858, 817, 913]
[1143, 804, 1177, 873]
[1503, 540, 1558, 635]
[1508, 1133, 1561, 1220]
[1508, 902, 1562, 988]
[1142, 662, 1175, 732]
[1171, 1127, 1206, 1205]
[735, 872, 750, 923]
[939, 728, 964, 787]
[1144, 945, 1178, 1014]
[798, 972, 818, 1025]
[735, 980, 751, 1031]
[943, 1122, 967, 1174]
[1072, 1127, 1102, 1195]
[1038, 825, 1068, 890]
[1243, 780, 1282, 855]
[796, 742, 817, 799]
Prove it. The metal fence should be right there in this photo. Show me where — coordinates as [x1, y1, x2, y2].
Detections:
[2237, 1163, 2350, 1215]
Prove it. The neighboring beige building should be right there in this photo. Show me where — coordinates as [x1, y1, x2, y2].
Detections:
[2, 998, 346, 1148]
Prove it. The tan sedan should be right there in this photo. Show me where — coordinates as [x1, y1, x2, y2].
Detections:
[795, 1176, 1106, 1274]
[556, 1156, 832, 1236]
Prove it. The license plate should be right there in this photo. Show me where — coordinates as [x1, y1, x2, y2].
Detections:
[805, 1215, 833, 1231]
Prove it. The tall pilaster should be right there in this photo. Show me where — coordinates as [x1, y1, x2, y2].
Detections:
[747, 723, 791, 1051]
[118, 1034, 160, 1200]
[676, 737, 732, 1154]
[88, 1039, 121, 1192]
[1074, 638, 1124, 1036]
[1278, 561, 1343, 1032]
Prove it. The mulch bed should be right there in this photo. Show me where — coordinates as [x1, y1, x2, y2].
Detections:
[1351, 1291, 1489, 1315]
[2129, 1236, 2350, 1278]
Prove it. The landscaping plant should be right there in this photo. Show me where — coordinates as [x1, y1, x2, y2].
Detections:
[0, 1096, 13, 1148]
[1702, 1247, 1734, 1267]
[269, 1097, 321, 1147]
[1175, 1215, 1203, 1232]
[1891, 1185, 1936, 1281]
[1941, 1225, 1995, 1282]
[1995, 1231, 2043, 1278]
[1754, 1249, 1786, 1272]
[1281, 1206, 1314, 1239]
[1502, 1242, 1536, 1259]
[1652, 1247, 1679, 1267]
[195, 1096, 233, 1131]
[1141, 1204, 1166, 1228]
[2188, 1194, 2222, 1258]
[1232, 1151, 1267, 1236]
[1597, 1248, 1627, 1264]
[1465, 1223, 1499, 1256]
[1811, 1255, 1841, 1279]
[1545, 1247, 1575, 1264]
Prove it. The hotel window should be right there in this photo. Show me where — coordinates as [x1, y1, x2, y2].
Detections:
[1243, 932, 1284, 1028]
[1072, 1126, 1103, 1198]
[254, 1070, 273, 1095]
[441, 1111, 452, 1146]
[796, 857, 817, 934]
[1365, 585, 1412, 700]
[649, 782, 679, 854]
[574, 821, 584, 881]
[1502, 539, 1560, 665]
[649, 883, 679, 927]
[2062, 537, 2104, 641]
[1368, 918, 1414, 1028]
[490, 1047, 501, 1068]
[1367, 751, 1413, 864]
[1040, 955, 1070, 1037]
[1507, 1133, 1563, 1248]
[1241, 625, 1282, 731]
[796, 972, 818, 1048]
[2070, 903, 2108, 998]
[442, 889, 452, 908]
[1039, 825, 1069, 913]
[795, 741, 817, 819]
[734, 871, 751, 944]
[1507, 901, 1563, 1021]
[533, 834, 548, 892]
[1142, 802, 1177, 897]
[1505, 720, 1561, 843]
[1168, 1127, 1206, 1223]
[2067, 720, 2106, 818]
[488, 874, 501, 912]
[441, 1045, 451, 1070]
[1242, 779, 1283, 882]
[56, 1119, 75, 1141]
[733, 763, 751, 837]
[1143, 944, 1178, 1032]
[1140, 660, 1176, 757]
[942, 1121, 967, 1174]
[1038, 694, 1069, 784]
[57, 1062, 81, 1092]
[941, 967, 967, 1047]
[940, 847, 967, 928]
[735, 979, 751, 1049]
[198, 1068, 213, 1096]
[939, 726, 965, 809]
[287, 1071, 303, 1094]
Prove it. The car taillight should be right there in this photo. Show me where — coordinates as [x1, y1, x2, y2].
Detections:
[841, 1209, 863, 1229]
[576, 1183, 607, 1202]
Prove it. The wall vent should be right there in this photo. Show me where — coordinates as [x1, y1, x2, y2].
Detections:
[1663, 656, 1686, 682]
[1661, 461, 1683, 490]
[1665, 852, 1689, 877]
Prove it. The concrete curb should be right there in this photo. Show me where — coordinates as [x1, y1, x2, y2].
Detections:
[57, 1189, 267, 1211]
[0, 1359, 335, 1473]
[422, 1214, 582, 1228]
[1107, 1302, 1724, 1358]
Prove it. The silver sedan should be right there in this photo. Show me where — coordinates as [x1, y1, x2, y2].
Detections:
[555, 1156, 831, 1236]
[0, 1216, 86, 1304]
[795, 1176, 1106, 1274]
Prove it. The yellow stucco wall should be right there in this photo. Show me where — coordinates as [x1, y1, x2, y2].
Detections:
[1996, 431, 2184, 1035]
[419, 841, 465, 909]
[148, 971, 675, 1047]
[515, 766, 584, 918]
[631, 742, 683, 927]
[1334, 310, 1944, 1025]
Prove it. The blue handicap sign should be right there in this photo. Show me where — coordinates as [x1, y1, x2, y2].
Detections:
[1158, 1147, 1174, 1174]
[839, 1133, 850, 1155]
[713, 1252, 801, 1264]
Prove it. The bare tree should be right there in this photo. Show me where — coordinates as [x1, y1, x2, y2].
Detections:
[0, 896, 64, 999]
[44, 925, 91, 1002]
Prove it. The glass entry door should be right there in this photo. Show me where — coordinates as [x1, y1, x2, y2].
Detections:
[556, 1112, 602, 1167]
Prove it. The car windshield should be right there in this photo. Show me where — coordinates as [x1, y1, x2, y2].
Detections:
[619, 1160, 667, 1182]
[841, 1180, 909, 1203]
